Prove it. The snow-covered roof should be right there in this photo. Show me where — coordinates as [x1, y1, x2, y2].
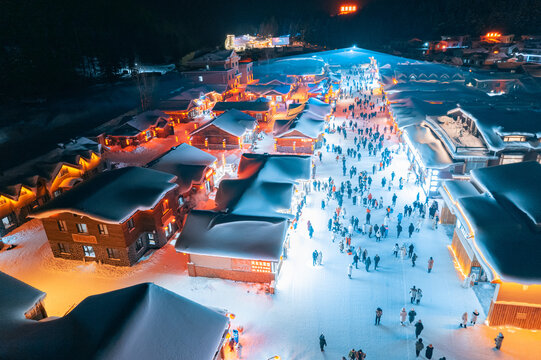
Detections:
[402, 123, 455, 169]
[0, 138, 100, 199]
[215, 153, 311, 217]
[212, 98, 270, 112]
[451, 105, 541, 151]
[158, 99, 193, 111]
[127, 110, 169, 131]
[440, 180, 480, 203]
[191, 109, 256, 137]
[452, 162, 541, 284]
[274, 99, 330, 139]
[31, 167, 178, 224]
[0, 280, 229, 360]
[147, 144, 217, 193]
[0, 271, 46, 327]
[245, 84, 292, 95]
[176, 210, 288, 261]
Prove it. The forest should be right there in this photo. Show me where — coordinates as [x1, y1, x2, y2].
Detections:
[1, 0, 540, 101]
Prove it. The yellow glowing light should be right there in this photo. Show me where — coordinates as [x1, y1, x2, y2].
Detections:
[447, 245, 467, 279]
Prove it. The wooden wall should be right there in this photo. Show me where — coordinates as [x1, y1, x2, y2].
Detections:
[451, 229, 480, 276]
[191, 125, 242, 150]
[488, 301, 541, 329]
[440, 204, 456, 225]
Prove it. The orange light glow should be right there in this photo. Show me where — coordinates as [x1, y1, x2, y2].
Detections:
[251, 260, 272, 273]
[392, 78, 398, 85]
[447, 245, 468, 279]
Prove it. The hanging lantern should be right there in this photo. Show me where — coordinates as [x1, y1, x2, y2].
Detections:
[204, 138, 208, 148]
[222, 139, 226, 149]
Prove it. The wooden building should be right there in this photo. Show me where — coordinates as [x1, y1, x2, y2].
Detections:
[273, 98, 331, 154]
[0, 138, 102, 236]
[147, 143, 218, 215]
[189, 109, 257, 150]
[0, 271, 47, 322]
[99, 110, 174, 148]
[440, 161, 541, 329]
[31, 167, 179, 267]
[212, 98, 273, 123]
[159, 86, 225, 122]
[176, 154, 311, 284]
[245, 84, 293, 104]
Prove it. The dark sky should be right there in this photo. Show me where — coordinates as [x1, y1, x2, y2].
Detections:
[1, 0, 540, 100]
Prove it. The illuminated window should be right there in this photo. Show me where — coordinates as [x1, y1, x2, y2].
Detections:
[178, 196, 184, 206]
[98, 223, 108, 235]
[106, 248, 120, 259]
[53, 189, 62, 198]
[83, 245, 95, 257]
[164, 222, 174, 238]
[251, 260, 272, 273]
[57, 220, 67, 232]
[76, 223, 88, 233]
[163, 199, 169, 214]
[503, 135, 526, 142]
[198, 76, 203, 82]
[147, 233, 156, 246]
[500, 154, 524, 165]
[127, 218, 135, 230]
[58, 242, 70, 254]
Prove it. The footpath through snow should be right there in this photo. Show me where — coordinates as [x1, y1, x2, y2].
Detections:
[1, 67, 540, 360]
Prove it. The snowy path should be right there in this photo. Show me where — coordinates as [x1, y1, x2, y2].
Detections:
[1, 71, 540, 359]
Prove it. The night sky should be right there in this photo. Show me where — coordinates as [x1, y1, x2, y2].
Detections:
[1, 0, 540, 100]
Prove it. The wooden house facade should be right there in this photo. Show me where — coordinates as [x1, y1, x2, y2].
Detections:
[32, 167, 179, 267]
[0, 139, 102, 236]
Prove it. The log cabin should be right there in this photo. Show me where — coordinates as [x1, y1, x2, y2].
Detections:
[189, 109, 257, 150]
[212, 98, 273, 124]
[147, 143, 218, 216]
[100, 110, 174, 148]
[159, 85, 226, 122]
[31, 167, 179, 267]
[440, 161, 541, 329]
[273, 98, 331, 154]
[0, 138, 102, 236]
[176, 153, 311, 283]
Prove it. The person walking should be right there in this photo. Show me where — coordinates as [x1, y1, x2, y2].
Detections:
[460, 312, 468, 328]
[319, 334, 327, 352]
[396, 223, 402, 238]
[408, 308, 417, 324]
[415, 338, 424, 357]
[374, 254, 380, 270]
[353, 253, 359, 269]
[408, 223, 415, 238]
[410, 286, 418, 303]
[494, 332, 504, 350]
[348, 264, 353, 279]
[428, 257, 434, 273]
[393, 243, 399, 257]
[425, 344, 434, 359]
[375, 307, 383, 325]
[412, 253, 418, 267]
[408, 244, 414, 258]
[312, 250, 318, 266]
[471, 309, 479, 325]
[414, 320, 424, 339]
[416, 289, 423, 305]
[365, 256, 372, 272]
[400, 307, 407, 326]
[317, 251, 323, 266]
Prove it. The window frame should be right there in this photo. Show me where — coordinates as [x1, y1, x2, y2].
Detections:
[83, 245, 95, 257]
[58, 242, 70, 254]
[135, 236, 145, 252]
[127, 218, 135, 231]
[57, 220, 67, 232]
[98, 223, 109, 235]
[76, 223, 88, 233]
[106, 248, 120, 260]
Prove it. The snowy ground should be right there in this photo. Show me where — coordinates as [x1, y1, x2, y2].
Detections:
[1, 70, 540, 360]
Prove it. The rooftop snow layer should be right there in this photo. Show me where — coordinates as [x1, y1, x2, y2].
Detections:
[471, 161, 541, 228]
[0, 280, 229, 360]
[458, 194, 541, 284]
[147, 143, 217, 193]
[212, 98, 270, 112]
[191, 109, 256, 137]
[176, 210, 288, 261]
[31, 167, 178, 223]
[402, 123, 455, 169]
[0, 271, 46, 327]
